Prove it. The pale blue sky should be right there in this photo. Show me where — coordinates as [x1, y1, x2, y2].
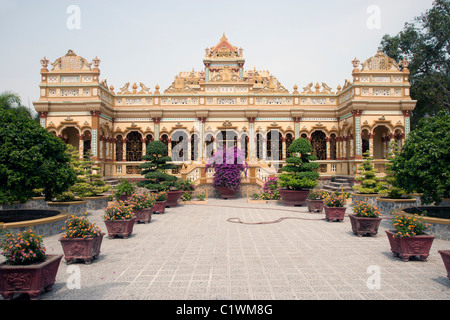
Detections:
[0, 0, 435, 112]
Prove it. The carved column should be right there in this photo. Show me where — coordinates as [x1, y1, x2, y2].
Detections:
[38, 111, 48, 128]
[352, 110, 363, 159]
[402, 110, 411, 138]
[198, 117, 206, 163]
[90, 111, 101, 160]
[281, 137, 286, 160]
[368, 133, 375, 157]
[153, 117, 161, 141]
[325, 137, 330, 160]
[122, 138, 127, 161]
[262, 137, 267, 162]
[293, 117, 301, 139]
[247, 117, 257, 164]
[142, 138, 147, 157]
[78, 134, 84, 159]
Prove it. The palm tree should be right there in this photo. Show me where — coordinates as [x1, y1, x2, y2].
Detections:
[0, 91, 35, 119]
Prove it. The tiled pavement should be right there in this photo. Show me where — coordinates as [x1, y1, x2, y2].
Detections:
[4, 198, 450, 300]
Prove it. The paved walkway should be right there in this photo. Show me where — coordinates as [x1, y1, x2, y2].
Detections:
[5, 199, 450, 300]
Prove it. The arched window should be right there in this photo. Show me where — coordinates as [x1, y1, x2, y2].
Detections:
[311, 131, 326, 160]
[191, 133, 199, 161]
[329, 134, 337, 160]
[267, 130, 282, 161]
[240, 134, 249, 159]
[171, 130, 188, 162]
[115, 135, 123, 161]
[126, 131, 142, 161]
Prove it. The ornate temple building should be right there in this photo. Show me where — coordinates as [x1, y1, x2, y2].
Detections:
[33, 34, 416, 187]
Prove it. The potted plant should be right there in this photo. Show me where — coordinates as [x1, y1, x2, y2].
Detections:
[59, 213, 104, 264]
[128, 193, 155, 224]
[260, 177, 280, 201]
[66, 146, 110, 210]
[438, 250, 450, 280]
[352, 151, 385, 205]
[138, 140, 180, 207]
[307, 189, 328, 213]
[114, 179, 136, 202]
[278, 138, 319, 206]
[349, 200, 383, 237]
[152, 191, 167, 214]
[205, 146, 248, 199]
[323, 192, 347, 222]
[386, 212, 434, 261]
[0, 228, 62, 300]
[102, 202, 136, 239]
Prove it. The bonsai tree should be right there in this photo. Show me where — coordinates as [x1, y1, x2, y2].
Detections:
[0, 107, 76, 204]
[138, 140, 178, 191]
[392, 110, 450, 205]
[66, 145, 110, 198]
[352, 151, 385, 194]
[278, 138, 319, 190]
[205, 146, 248, 192]
[383, 140, 408, 199]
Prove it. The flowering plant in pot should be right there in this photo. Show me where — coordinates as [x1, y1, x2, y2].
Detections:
[349, 200, 382, 237]
[152, 191, 167, 214]
[128, 193, 155, 224]
[278, 138, 319, 206]
[323, 192, 347, 222]
[386, 212, 434, 261]
[114, 179, 136, 202]
[0, 228, 62, 299]
[306, 189, 329, 213]
[102, 202, 136, 238]
[205, 146, 248, 199]
[260, 177, 280, 200]
[59, 213, 104, 264]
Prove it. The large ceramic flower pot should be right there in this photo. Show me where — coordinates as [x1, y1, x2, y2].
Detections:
[59, 233, 104, 264]
[104, 217, 136, 239]
[438, 250, 450, 280]
[349, 214, 382, 237]
[324, 206, 346, 222]
[133, 208, 152, 224]
[216, 187, 237, 199]
[385, 230, 435, 262]
[279, 189, 310, 206]
[152, 201, 166, 214]
[307, 199, 324, 213]
[166, 190, 184, 207]
[0, 254, 63, 300]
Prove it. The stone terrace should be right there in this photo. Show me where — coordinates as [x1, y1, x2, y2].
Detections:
[2, 198, 449, 300]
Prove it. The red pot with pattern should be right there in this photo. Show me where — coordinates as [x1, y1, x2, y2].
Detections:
[386, 230, 435, 262]
[104, 217, 136, 239]
[59, 233, 104, 264]
[0, 254, 63, 300]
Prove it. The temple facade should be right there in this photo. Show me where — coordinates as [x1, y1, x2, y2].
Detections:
[33, 34, 416, 187]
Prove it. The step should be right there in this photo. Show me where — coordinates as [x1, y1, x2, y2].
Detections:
[328, 181, 351, 188]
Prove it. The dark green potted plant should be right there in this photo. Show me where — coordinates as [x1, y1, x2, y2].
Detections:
[278, 138, 319, 206]
[114, 179, 136, 202]
[138, 140, 180, 207]
[352, 151, 385, 205]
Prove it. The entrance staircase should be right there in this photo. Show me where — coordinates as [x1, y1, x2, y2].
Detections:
[322, 176, 354, 194]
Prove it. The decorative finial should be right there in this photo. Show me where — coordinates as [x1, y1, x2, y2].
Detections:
[92, 56, 101, 68]
[400, 58, 409, 69]
[109, 85, 115, 93]
[155, 84, 160, 94]
[132, 82, 138, 94]
[315, 83, 321, 93]
[40, 56, 49, 69]
[352, 57, 360, 69]
[293, 84, 299, 94]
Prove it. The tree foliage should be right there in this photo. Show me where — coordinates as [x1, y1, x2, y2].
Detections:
[392, 110, 450, 205]
[0, 108, 76, 203]
[138, 140, 178, 191]
[352, 151, 386, 194]
[278, 138, 319, 190]
[379, 0, 450, 129]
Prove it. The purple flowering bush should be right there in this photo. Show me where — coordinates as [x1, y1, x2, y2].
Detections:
[205, 147, 248, 191]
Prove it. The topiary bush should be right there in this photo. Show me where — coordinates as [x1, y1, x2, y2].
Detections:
[278, 138, 319, 190]
[137, 140, 178, 191]
[352, 151, 385, 194]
